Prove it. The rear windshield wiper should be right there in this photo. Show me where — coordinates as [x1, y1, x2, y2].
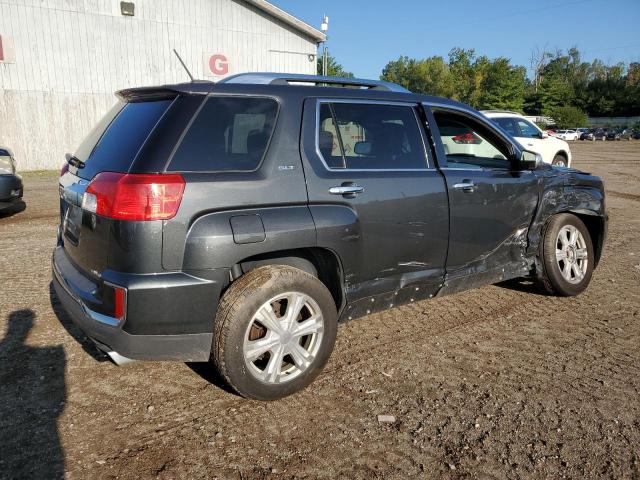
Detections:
[65, 153, 85, 169]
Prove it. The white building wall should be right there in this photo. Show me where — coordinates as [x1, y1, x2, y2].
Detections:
[0, 0, 318, 170]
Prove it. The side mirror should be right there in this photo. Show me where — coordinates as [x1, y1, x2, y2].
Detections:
[520, 150, 543, 169]
[353, 141, 372, 156]
[540, 131, 549, 139]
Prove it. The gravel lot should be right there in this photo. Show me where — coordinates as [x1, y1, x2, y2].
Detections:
[1, 141, 639, 479]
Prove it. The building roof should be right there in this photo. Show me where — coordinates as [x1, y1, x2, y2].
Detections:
[243, 0, 326, 42]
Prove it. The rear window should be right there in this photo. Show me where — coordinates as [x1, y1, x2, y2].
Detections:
[74, 99, 173, 180]
[168, 96, 278, 172]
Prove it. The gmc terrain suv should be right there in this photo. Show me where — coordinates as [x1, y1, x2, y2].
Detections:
[53, 73, 607, 400]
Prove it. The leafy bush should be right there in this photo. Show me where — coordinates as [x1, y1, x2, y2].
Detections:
[551, 106, 588, 128]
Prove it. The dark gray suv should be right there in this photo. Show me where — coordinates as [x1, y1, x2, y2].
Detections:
[52, 73, 607, 400]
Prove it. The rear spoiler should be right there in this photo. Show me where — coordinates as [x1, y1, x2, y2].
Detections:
[116, 81, 214, 102]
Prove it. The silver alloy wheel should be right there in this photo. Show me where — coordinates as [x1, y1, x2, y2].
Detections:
[555, 225, 588, 284]
[243, 292, 324, 384]
[554, 158, 566, 167]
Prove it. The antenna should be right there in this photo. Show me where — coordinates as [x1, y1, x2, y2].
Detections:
[173, 49, 195, 82]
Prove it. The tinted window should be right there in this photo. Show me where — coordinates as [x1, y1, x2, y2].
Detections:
[318, 104, 346, 168]
[169, 96, 278, 172]
[74, 99, 172, 180]
[515, 119, 541, 138]
[492, 117, 518, 136]
[317, 102, 427, 170]
[433, 111, 510, 169]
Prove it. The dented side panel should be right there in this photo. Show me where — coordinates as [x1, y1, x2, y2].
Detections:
[527, 169, 606, 256]
[438, 168, 540, 295]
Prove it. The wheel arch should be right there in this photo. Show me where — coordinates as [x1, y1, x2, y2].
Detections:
[231, 247, 346, 314]
[567, 210, 606, 267]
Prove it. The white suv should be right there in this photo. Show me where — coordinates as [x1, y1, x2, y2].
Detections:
[481, 111, 572, 167]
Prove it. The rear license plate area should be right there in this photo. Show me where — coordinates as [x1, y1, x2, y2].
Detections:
[63, 204, 82, 246]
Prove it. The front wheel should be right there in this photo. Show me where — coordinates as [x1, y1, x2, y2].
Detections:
[210, 265, 338, 400]
[537, 213, 594, 296]
[552, 155, 567, 167]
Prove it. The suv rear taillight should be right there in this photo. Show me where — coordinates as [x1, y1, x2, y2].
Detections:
[82, 172, 185, 221]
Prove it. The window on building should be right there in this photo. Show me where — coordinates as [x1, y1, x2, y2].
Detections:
[169, 96, 278, 172]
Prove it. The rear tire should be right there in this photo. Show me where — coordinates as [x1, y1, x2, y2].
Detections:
[537, 213, 594, 296]
[211, 265, 338, 400]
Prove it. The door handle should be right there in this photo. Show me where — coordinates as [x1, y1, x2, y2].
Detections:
[329, 185, 364, 196]
[452, 181, 476, 192]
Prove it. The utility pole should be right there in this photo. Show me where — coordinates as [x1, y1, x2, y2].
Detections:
[320, 15, 329, 76]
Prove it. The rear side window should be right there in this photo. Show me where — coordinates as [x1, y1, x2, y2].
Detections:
[74, 99, 173, 180]
[317, 102, 427, 170]
[168, 96, 278, 172]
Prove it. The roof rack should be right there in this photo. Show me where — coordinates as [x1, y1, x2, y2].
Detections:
[480, 109, 523, 115]
[218, 73, 411, 93]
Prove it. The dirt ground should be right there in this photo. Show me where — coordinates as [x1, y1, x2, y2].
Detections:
[1, 142, 639, 480]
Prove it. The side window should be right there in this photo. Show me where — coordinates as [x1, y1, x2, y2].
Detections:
[317, 102, 427, 170]
[516, 119, 541, 139]
[492, 117, 518, 137]
[432, 110, 511, 170]
[318, 103, 346, 168]
[169, 96, 278, 172]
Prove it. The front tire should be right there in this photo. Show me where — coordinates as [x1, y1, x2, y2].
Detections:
[211, 265, 338, 400]
[552, 154, 567, 167]
[537, 213, 594, 296]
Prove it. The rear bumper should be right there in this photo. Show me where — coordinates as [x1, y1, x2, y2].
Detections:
[0, 174, 23, 209]
[52, 246, 225, 362]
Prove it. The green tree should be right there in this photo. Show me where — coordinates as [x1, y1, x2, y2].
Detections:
[551, 106, 588, 128]
[478, 58, 526, 111]
[381, 47, 639, 117]
[448, 48, 481, 106]
[317, 54, 354, 78]
[381, 55, 454, 97]
[381, 51, 527, 110]
[538, 76, 574, 115]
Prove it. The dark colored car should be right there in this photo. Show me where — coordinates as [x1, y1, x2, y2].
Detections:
[619, 129, 634, 140]
[52, 73, 608, 400]
[0, 148, 24, 214]
[606, 130, 621, 141]
[580, 130, 595, 141]
[593, 129, 607, 141]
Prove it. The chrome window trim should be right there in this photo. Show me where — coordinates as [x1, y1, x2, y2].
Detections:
[314, 98, 434, 172]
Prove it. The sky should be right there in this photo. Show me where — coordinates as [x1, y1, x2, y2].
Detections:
[271, 0, 640, 79]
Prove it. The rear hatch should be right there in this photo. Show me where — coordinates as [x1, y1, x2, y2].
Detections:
[60, 97, 175, 275]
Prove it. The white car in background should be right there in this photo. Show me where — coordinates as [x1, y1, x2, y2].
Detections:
[555, 129, 579, 141]
[482, 111, 572, 167]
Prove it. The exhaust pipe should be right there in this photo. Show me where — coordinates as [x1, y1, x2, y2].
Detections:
[106, 350, 136, 366]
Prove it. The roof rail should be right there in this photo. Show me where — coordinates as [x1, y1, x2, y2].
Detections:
[218, 73, 411, 93]
[480, 109, 523, 115]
